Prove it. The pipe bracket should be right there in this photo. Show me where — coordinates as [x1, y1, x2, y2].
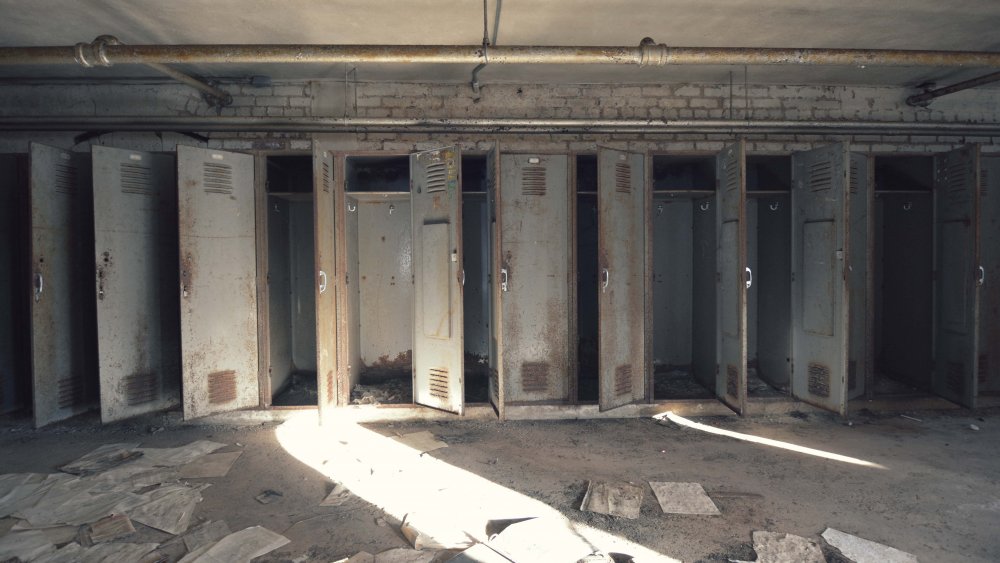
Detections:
[639, 38, 668, 66]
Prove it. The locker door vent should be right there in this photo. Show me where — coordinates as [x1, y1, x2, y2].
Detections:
[521, 362, 550, 393]
[325, 370, 335, 404]
[124, 371, 158, 405]
[322, 161, 332, 193]
[848, 360, 858, 390]
[120, 163, 154, 196]
[807, 363, 831, 397]
[203, 162, 234, 195]
[808, 162, 833, 192]
[615, 364, 633, 397]
[943, 161, 970, 204]
[207, 370, 237, 404]
[724, 159, 739, 192]
[54, 163, 78, 195]
[849, 161, 859, 194]
[614, 162, 632, 194]
[428, 367, 450, 399]
[726, 364, 738, 398]
[425, 162, 447, 193]
[979, 354, 988, 385]
[946, 361, 965, 394]
[521, 167, 547, 196]
[57, 375, 85, 408]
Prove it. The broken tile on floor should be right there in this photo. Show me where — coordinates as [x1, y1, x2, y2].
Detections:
[180, 525, 289, 563]
[821, 527, 918, 563]
[392, 431, 448, 453]
[751, 531, 824, 563]
[129, 484, 205, 535]
[178, 451, 243, 479]
[649, 482, 721, 515]
[59, 443, 143, 476]
[182, 520, 232, 552]
[88, 513, 136, 543]
[580, 480, 644, 519]
[0, 529, 57, 562]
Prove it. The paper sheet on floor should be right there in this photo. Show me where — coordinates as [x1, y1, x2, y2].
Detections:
[392, 431, 448, 453]
[33, 541, 161, 563]
[138, 440, 227, 467]
[59, 443, 143, 476]
[128, 483, 205, 535]
[450, 543, 514, 563]
[0, 529, 56, 561]
[182, 520, 232, 552]
[87, 514, 135, 543]
[373, 547, 437, 562]
[580, 480, 644, 519]
[182, 525, 289, 562]
[649, 482, 721, 515]
[179, 451, 242, 479]
[489, 517, 600, 563]
[821, 528, 919, 563]
[751, 531, 824, 563]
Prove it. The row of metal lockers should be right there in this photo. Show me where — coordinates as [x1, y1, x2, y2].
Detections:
[0, 141, 996, 427]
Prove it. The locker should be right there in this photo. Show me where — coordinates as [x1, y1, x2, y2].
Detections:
[981, 156, 1000, 396]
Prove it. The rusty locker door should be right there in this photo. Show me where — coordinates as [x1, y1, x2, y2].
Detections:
[932, 145, 981, 408]
[790, 144, 851, 415]
[486, 145, 505, 419]
[314, 147, 338, 422]
[499, 154, 571, 404]
[30, 143, 96, 427]
[177, 146, 258, 419]
[93, 146, 179, 422]
[597, 148, 646, 411]
[716, 141, 748, 414]
[411, 147, 464, 414]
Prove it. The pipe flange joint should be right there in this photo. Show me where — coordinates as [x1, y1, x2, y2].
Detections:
[639, 37, 668, 66]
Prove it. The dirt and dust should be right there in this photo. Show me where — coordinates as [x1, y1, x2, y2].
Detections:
[0, 407, 997, 562]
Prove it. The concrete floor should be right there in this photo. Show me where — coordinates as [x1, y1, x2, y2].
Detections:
[0, 407, 997, 562]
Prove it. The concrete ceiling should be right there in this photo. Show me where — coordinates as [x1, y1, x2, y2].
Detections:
[1, 0, 999, 87]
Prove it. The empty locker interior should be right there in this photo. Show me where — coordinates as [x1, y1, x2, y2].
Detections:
[0, 155, 29, 414]
[746, 156, 792, 398]
[982, 156, 1000, 396]
[265, 155, 317, 406]
[575, 155, 599, 401]
[461, 154, 491, 404]
[651, 155, 717, 400]
[871, 156, 934, 396]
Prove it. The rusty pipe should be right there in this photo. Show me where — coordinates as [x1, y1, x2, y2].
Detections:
[4, 39, 1000, 68]
[73, 35, 232, 105]
[906, 71, 1000, 106]
[1, 116, 999, 136]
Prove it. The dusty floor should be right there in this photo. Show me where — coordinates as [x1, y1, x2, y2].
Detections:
[0, 406, 997, 562]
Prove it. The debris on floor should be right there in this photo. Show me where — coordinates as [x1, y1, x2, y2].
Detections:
[0, 439, 288, 563]
[254, 489, 283, 504]
[449, 542, 513, 563]
[320, 483, 352, 507]
[581, 480, 644, 519]
[178, 451, 243, 479]
[487, 517, 602, 563]
[649, 482, 720, 515]
[400, 512, 475, 550]
[821, 527, 919, 563]
[392, 430, 448, 453]
[748, 531, 825, 563]
[351, 376, 412, 405]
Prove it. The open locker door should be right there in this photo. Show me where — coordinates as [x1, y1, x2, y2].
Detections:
[499, 155, 571, 406]
[314, 147, 338, 423]
[716, 141, 748, 414]
[93, 146, 179, 422]
[411, 147, 464, 414]
[177, 146, 258, 419]
[932, 145, 981, 408]
[597, 148, 646, 411]
[486, 145, 505, 419]
[30, 143, 96, 427]
[847, 153, 871, 400]
[790, 144, 851, 415]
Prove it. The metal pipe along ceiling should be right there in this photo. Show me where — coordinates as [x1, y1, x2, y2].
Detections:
[2, 39, 1000, 68]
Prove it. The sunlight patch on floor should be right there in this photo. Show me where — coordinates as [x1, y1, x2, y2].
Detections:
[274, 411, 680, 562]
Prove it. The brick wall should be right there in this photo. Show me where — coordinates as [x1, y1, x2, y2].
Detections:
[0, 79, 998, 154]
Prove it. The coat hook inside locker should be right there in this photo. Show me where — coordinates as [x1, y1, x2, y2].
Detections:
[769, 201, 780, 211]
[347, 200, 357, 212]
[389, 204, 395, 215]
[700, 201, 711, 211]
[656, 203, 664, 215]
[903, 201, 912, 211]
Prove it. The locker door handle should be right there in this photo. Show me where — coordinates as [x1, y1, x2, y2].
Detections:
[461, 269, 466, 286]
[500, 268, 508, 292]
[33, 272, 43, 303]
[978, 265, 986, 287]
[319, 270, 328, 294]
[745, 267, 753, 289]
[602, 268, 610, 293]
